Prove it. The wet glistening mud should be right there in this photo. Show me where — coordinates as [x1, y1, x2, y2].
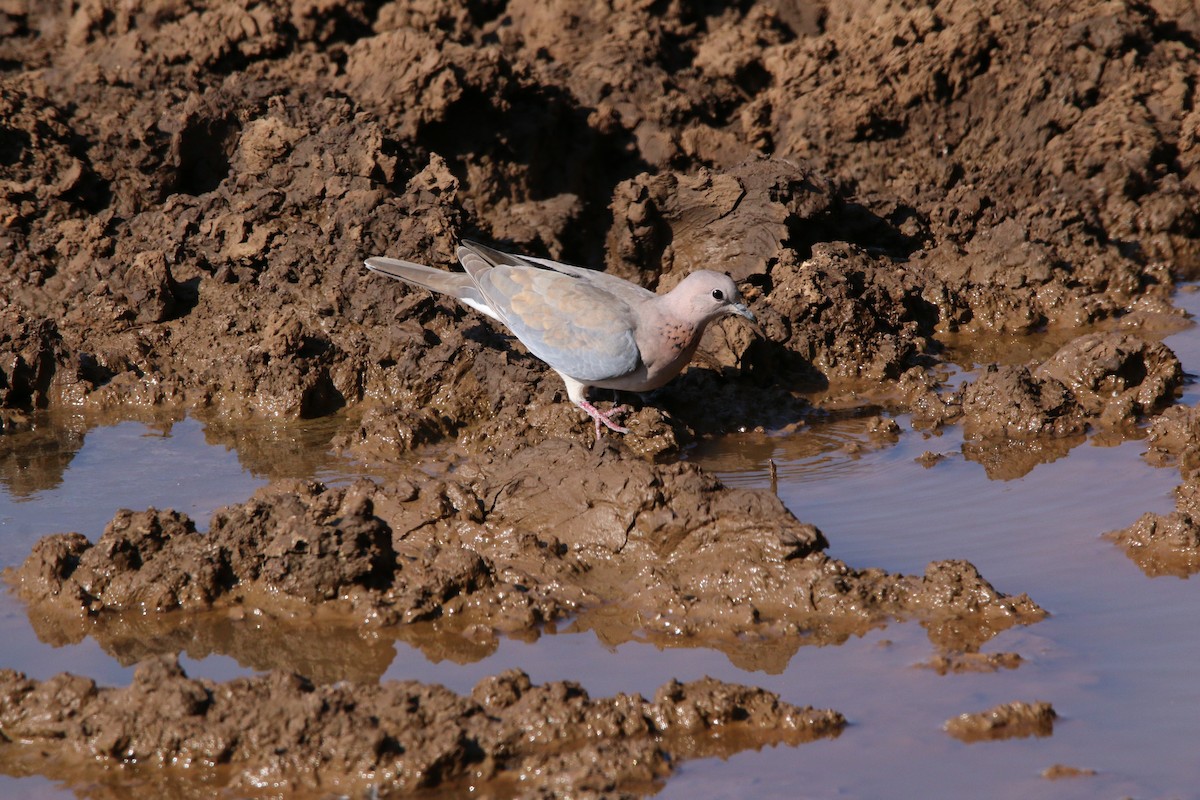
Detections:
[3, 0, 1200, 797]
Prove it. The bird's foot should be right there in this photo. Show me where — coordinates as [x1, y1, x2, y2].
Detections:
[578, 400, 630, 437]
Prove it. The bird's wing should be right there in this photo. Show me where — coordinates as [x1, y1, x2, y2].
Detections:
[458, 242, 642, 383]
[462, 240, 657, 307]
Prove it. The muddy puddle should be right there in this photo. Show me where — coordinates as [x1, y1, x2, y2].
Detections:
[0, 291, 1196, 799]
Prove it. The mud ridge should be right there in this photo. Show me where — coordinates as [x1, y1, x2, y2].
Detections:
[0, 655, 843, 798]
[8, 437, 1044, 678]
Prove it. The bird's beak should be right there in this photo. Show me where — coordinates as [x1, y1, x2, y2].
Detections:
[730, 302, 756, 323]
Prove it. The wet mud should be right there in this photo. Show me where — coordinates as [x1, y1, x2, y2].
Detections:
[1106, 392, 1200, 577]
[944, 701, 1058, 743]
[2, 0, 1200, 796]
[1106, 476, 1200, 577]
[0, 655, 842, 799]
[8, 441, 1043, 680]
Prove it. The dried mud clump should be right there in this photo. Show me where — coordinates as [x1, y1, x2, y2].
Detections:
[9, 438, 1044, 676]
[961, 332, 1181, 440]
[1106, 479, 1200, 578]
[755, 243, 934, 382]
[956, 363, 1087, 480]
[764, 1, 1198, 319]
[944, 701, 1057, 743]
[605, 157, 838, 285]
[0, 310, 66, 421]
[961, 364, 1087, 441]
[0, 656, 844, 798]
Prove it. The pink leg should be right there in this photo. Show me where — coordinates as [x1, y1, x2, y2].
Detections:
[577, 399, 630, 436]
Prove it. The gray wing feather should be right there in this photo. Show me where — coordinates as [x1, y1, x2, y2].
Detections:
[458, 243, 642, 382]
[517, 254, 657, 307]
[462, 240, 657, 307]
[459, 241, 530, 268]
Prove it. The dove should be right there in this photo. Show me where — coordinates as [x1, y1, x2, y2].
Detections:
[363, 241, 756, 436]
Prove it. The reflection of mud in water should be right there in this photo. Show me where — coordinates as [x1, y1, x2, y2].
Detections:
[918, 650, 1023, 674]
[195, 410, 373, 482]
[960, 434, 1087, 481]
[23, 600, 400, 685]
[0, 415, 87, 498]
[23, 589, 502, 685]
[0, 409, 195, 500]
[688, 413, 900, 487]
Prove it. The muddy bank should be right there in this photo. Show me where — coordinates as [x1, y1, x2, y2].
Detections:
[0, 656, 842, 798]
[2, 0, 1199, 796]
[0, 0, 1196, 438]
[8, 437, 1044, 679]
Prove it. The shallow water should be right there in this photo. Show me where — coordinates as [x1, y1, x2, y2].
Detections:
[2, 294, 1200, 798]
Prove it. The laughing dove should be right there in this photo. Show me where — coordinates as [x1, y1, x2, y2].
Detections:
[364, 241, 756, 436]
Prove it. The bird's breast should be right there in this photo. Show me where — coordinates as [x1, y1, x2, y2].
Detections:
[655, 321, 697, 354]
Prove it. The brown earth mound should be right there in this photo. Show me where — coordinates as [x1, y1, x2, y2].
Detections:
[1, 0, 1196, 436]
[0, 655, 844, 798]
[1107, 478, 1200, 577]
[3, 0, 1200, 795]
[8, 437, 1045, 680]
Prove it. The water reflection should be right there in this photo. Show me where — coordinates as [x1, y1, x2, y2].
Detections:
[961, 433, 1087, 480]
[194, 410, 367, 482]
[688, 413, 899, 488]
[0, 414, 88, 498]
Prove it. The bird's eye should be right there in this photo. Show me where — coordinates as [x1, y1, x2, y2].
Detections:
[711, 288, 725, 301]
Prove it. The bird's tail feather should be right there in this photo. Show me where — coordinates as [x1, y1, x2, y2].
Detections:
[365, 257, 474, 299]
[364, 256, 497, 319]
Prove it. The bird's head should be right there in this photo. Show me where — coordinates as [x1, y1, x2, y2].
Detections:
[671, 270, 757, 326]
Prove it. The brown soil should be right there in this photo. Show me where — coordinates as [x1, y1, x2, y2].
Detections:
[953, 332, 1183, 478]
[1110, 402, 1200, 576]
[0, 655, 843, 799]
[7, 439, 1044, 681]
[1107, 478, 1200, 577]
[2, 0, 1197, 437]
[944, 700, 1058, 743]
[2, 0, 1199, 795]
